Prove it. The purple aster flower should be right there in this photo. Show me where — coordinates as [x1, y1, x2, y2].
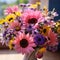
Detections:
[3, 29, 15, 41]
[16, 16, 22, 23]
[47, 45, 58, 52]
[19, 4, 26, 7]
[3, 22, 9, 29]
[25, 25, 35, 34]
[34, 34, 46, 46]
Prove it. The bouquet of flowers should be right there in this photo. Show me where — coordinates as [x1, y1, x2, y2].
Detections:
[0, 2, 60, 60]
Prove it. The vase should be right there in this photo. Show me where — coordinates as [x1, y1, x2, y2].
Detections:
[23, 49, 37, 60]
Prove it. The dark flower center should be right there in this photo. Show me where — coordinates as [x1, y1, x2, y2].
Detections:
[25, 30, 28, 34]
[58, 25, 60, 27]
[20, 39, 28, 48]
[44, 21, 48, 23]
[48, 37, 50, 40]
[43, 29, 46, 33]
[15, 26, 20, 31]
[9, 18, 13, 21]
[3, 22, 5, 24]
[13, 12, 15, 14]
[12, 44, 15, 47]
[28, 18, 37, 24]
[4, 26, 8, 28]
[38, 37, 41, 41]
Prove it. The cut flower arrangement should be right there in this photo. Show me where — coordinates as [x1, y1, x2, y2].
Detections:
[0, 2, 60, 60]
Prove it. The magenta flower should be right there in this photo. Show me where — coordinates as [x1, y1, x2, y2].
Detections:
[4, 5, 19, 15]
[48, 30, 58, 46]
[22, 10, 43, 25]
[13, 33, 36, 54]
[9, 21, 21, 32]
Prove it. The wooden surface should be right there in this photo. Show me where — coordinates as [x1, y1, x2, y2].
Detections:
[0, 43, 9, 49]
[43, 51, 60, 60]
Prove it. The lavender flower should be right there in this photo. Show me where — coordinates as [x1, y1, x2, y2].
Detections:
[3, 29, 15, 41]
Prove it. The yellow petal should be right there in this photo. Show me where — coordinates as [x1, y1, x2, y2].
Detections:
[8, 40, 14, 50]
[5, 14, 16, 24]
[0, 19, 5, 24]
[38, 47, 46, 53]
[29, 4, 37, 8]
[15, 11, 22, 16]
[36, 2, 41, 5]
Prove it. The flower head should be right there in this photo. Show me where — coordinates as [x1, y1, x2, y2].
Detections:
[9, 21, 21, 32]
[8, 39, 14, 50]
[48, 30, 58, 46]
[4, 6, 19, 15]
[57, 27, 60, 34]
[5, 14, 16, 23]
[0, 19, 5, 24]
[55, 20, 60, 34]
[55, 20, 60, 27]
[22, 10, 43, 25]
[38, 47, 46, 53]
[34, 34, 46, 46]
[29, 4, 37, 9]
[36, 2, 41, 5]
[14, 11, 22, 17]
[25, 25, 35, 34]
[39, 25, 51, 36]
[13, 33, 36, 54]
[3, 29, 15, 41]
[47, 45, 58, 52]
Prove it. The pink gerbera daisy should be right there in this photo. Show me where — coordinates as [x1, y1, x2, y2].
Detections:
[48, 30, 58, 46]
[9, 21, 21, 32]
[22, 10, 43, 25]
[4, 5, 19, 15]
[13, 33, 36, 54]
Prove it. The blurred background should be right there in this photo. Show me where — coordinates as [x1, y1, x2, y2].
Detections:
[0, 0, 60, 20]
[0, 0, 28, 18]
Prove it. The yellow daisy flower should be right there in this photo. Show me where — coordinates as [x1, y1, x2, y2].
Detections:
[36, 2, 41, 5]
[55, 20, 60, 34]
[40, 25, 51, 36]
[56, 21, 60, 27]
[15, 11, 22, 16]
[42, 6, 48, 16]
[0, 19, 5, 24]
[29, 4, 37, 9]
[8, 39, 14, 50]
[5, 14, 16, 23]
[57, 27, 60, 34]
[38, 47, 46, 53]
[43, 6, 47, 10]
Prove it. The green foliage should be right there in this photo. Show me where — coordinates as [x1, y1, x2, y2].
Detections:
[16, 0, 28, 4]
[0, 0, 28, 18]
[24, 0, 28, 3]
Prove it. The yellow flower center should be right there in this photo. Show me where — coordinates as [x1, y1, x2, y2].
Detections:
[43, 29, 47, 33]
[15, 26, 20, 31]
